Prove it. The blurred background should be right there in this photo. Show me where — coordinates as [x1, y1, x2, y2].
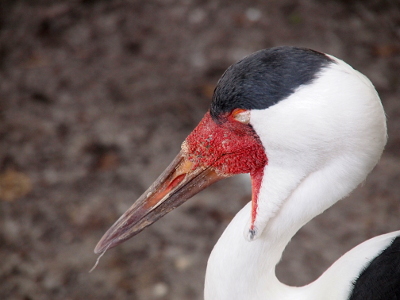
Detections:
[0, 0, 399, 299]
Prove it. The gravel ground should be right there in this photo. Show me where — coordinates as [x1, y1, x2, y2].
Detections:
[0, 1, 399, 299]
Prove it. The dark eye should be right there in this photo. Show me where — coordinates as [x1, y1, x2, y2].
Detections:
[231, 109, 250, 124]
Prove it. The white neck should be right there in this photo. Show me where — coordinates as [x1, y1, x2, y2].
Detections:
[204, 153, 388, 300]
[204, 157, 361, 300]
[204, 201, 296, 300]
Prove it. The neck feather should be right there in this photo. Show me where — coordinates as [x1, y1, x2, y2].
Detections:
[204, 151, 381, 300]
[205, 201, 298, 300]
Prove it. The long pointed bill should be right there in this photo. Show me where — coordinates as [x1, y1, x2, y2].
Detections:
[94, 149, 227, 254]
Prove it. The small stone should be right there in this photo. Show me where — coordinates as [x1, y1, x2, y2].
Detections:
[245, 8, 262, 22]
[174, 255, 193, 271]
[152, 282, 169, 298]
[0, 169, 32, 201]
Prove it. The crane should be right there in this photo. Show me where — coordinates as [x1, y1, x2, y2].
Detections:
[95, 46, 400, 299]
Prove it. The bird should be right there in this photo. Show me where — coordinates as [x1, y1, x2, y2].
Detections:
[94, 46, 400, 299]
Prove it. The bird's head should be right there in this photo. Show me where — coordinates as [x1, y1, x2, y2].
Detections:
[95, 47, 386, 254]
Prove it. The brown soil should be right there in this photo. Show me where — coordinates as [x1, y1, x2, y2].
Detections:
[0, 1, 399, 299]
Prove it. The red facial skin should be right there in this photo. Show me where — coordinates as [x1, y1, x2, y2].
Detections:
[95, 110, 268, 254]
[183, 111, 268, 229]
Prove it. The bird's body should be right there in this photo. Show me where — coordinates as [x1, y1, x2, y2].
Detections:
[95, 47, 400, 299]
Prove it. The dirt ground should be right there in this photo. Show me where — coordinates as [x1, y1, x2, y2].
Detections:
[0, 0, 399, 299]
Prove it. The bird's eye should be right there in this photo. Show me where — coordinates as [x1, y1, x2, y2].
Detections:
[231, 108, 250, 124]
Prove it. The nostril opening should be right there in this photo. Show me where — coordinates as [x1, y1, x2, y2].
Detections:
[167, 174, 186, 191]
